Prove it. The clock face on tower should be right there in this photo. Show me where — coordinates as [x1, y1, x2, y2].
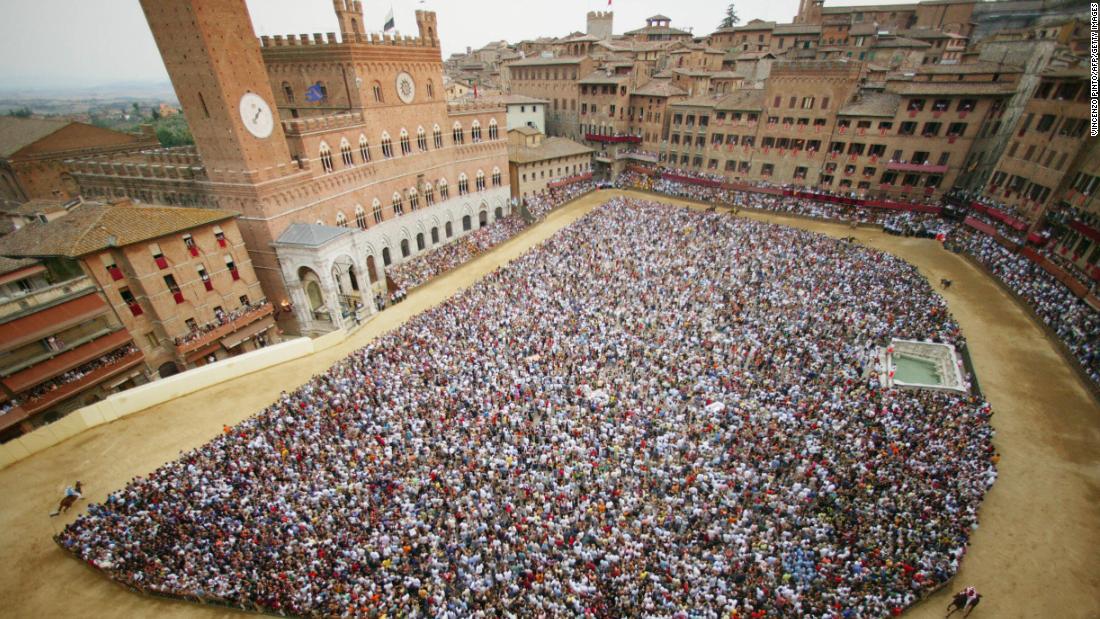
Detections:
[239, 92, 274, 139]
[396, 72, 416, 104]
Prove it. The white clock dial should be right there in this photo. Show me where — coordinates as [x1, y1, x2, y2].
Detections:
[396, 72, 416, 104]
[239, 92, 274, 139]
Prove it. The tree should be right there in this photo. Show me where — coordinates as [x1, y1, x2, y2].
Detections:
[7, 107, 32, 118]
[719, 3, 740, 29]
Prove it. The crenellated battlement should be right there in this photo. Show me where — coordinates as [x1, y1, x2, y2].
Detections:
[281, 112, 366, 136]
[587, 11, 613, 19]
[447, 101, 506, 115]
[260, 30, 435, 49]
[64, 156, 210, 183]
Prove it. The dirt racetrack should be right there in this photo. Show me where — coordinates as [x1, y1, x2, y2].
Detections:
[1, 190, 1097, 618]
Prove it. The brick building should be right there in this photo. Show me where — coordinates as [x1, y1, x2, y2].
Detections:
[507, 128, 593, 200]
[985, 65, 1090, 221]
[505, 56, 591, 139]
[0, 117, 158, 203]
[0, 200, 270, 379]
[0, 253, 146, 442]
[61, 0, 511, 335]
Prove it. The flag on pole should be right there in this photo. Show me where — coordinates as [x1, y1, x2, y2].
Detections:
[383, 7, 395, 31]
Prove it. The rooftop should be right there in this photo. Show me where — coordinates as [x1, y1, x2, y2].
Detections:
[274, 223, 352, 248]
[0, 201, 237, 258]
[0, 117, 70, 158]
[838, 92, 901, 117]
[509, 136, 594, 164]
[506, 55, 583, 66]
[631, 79, 687, 97]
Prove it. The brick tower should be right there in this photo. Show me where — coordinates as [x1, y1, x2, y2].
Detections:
[334, 0, 365, 40]
[138, 0, 294, 182]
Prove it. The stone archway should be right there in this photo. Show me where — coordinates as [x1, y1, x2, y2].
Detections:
[382, 247, 392, 266]
[366, 255, 379, 283]
[416, 232, 426, 251]
[158, 361, 181, 378]
[462, 215, 472, 231]
[400, 239, 411, 257]
[479, 210, 488, 228]
[431, 227, 440, 244]
[446, 221, 454, 237]
[494, 206, 503, 220]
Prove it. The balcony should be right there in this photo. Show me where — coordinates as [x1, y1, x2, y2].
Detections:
[885, 162, 948, 174]
[0, 276, 97, 323]
[174, 302, 275, 356]
[0, 289, 109, 351]
[2, 329, 134, 394]
[585, 133, 641, 144]
[616, 150, 658, 163]
[21, 349, 144, 416]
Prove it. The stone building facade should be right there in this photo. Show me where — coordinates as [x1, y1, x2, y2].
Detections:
[64, 0, 509, 335]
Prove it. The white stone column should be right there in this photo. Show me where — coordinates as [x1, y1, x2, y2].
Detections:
[319, 271, 345, 330]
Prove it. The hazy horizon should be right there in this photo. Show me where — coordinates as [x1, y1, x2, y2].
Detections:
[0, 0, 933, 95]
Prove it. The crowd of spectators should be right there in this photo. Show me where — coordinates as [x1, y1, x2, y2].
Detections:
[947, 227, 1100, 385]
[23, 344, 140, 404]
[58, 199, 996, 618]
[524, 181, 597, 221]
[174, 302, 267, 347]
[386, 216, 530, 291]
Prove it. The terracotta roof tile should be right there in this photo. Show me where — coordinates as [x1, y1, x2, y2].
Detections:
[0, 201, 237, 258]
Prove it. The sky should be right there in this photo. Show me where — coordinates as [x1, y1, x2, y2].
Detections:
[0, 0, 919, 92]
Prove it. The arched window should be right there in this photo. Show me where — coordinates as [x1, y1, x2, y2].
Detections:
[355, 205, 367, 229]
[433, 124, 444, 149]
[399, 128, 411, 156]
[372, 198, 384, 223]
[340, 138, 354, 167]
[458, 172, 469, 195]
[335, 211, 348, 227]
[407, 187, 420, 211]
[426, 80, 435, 99]
[319, 142, 334, 173]
[358, 134, 370, 162]
[471, 120, 482, 143]
[282, 81, 294, 103]
[439, 177, 450, 200]
[391, 191, 404, 216]
[488, 118, 499, 140]
[372, 81, 384, 103]
[381, 132, 394, 159]
[492, 166, 502, 187]
[452, 121, 464, 145]
[475, 169, 486, 191]
[423, 182, 435, 206]
[417, 126, 428, 151]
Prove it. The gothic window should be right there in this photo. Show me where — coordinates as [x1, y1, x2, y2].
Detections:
[372, 198, 384, 223]
[408, 188, 420, 211]
[458, 173, 469, 195]
[423, 182, 435, 206]
[400, 128, 412, 155]
[335, 211, 348, 227]
[417, 126, 428, 151]
[340, 139, 354, 167]
[358, 134, 370, 162]
[355, 205, 367, 229]
[492, 167, 502, 187]
[282, 81, 294, 103]
[475, 169, 486, 191]
[426, 79, 435, 99]
[488, 118, 499, 140]
[452, 121, 465, 145]
[471, 120, 482, 143]
[391, 192, 404, 216]
[381, 132, 394, 158]
[372, 81, 384, 103]
[433, 124, 444, 148]
[319, 142, 334, 173]
[439, 178, 450, 200]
